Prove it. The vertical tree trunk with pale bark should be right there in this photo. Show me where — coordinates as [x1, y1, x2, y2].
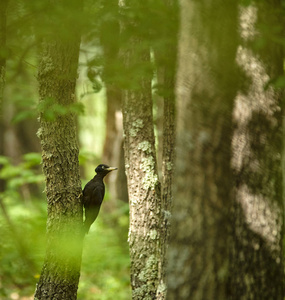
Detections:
[121, 1, 178, 297]
[34, 1, 84, 299]
[167, 0, 238, 299]
[121, 3, 165, 297]
[122, 46, 163, 298]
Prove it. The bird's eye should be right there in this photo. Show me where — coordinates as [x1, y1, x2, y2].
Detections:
[101, 166, 105, 169]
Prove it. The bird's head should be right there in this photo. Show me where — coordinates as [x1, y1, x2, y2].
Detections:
[95, 164, 118, 176]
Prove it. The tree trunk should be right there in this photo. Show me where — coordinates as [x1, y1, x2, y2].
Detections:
[34, 1, 84, 299]
[122, 54, 163, 299]
[230, 3, 284, 299]
[158, 84, 175, 300]
[166, 0, 238, 299]
[102, 86, 126, 200]
[100, 0, 128, 203]
[121, 15, 164, 295]
[153, 1, 178, 297]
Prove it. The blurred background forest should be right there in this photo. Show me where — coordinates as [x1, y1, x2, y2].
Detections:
[1, 0, 285, 299]
[0, 0, 133, 299]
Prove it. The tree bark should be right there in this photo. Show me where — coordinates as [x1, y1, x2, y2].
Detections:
[167, 0, 238, 299]
[121, 4, 165, 292]
[102, 85, 126, 201]
[152, 1, 178, 297]
[100, 0, 128, 203]
[122, 50, 163, 299]
[230, 2, 284, 299]
[34, 1, 84, 299]
[158, 85, 175, 300]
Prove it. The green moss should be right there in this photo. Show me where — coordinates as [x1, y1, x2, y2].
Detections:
[138, 271, 147, 282]
[138, 141, 152, 154]
[40, 55, 55, 75]
[130, 119, 144, 137]
[166, 162, 172, 171]
[134, 119, 143, 128]
[163, 210, 172, 220]
[140, 156, 158, 190]
[157, 282, 167, 294]
[138, 254, 158, 283]
[36, 128, 43, 139]
[147, 255, 158, 281]
[133, 285, 153, 300]
[149, 229, 157, 240]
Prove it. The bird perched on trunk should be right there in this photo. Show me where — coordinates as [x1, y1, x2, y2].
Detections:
[83, 164, 117, 234]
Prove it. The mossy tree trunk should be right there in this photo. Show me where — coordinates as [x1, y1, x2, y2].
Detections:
[230, 2, 284, 299]
[121, 1, 177, 298]
[166, 0, 238, 299]
[122, 46, 163, 299]
[34, 1, 84, 299]
[121, 4, 163, 299]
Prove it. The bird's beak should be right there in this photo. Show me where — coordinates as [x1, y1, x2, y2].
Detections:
[105, 167, 118, 171]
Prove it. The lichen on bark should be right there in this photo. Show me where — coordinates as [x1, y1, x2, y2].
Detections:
[122, 44, 163, 298]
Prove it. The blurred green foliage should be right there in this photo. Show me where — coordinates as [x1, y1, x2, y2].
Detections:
[0, 153, 130, 299]
[0, 153, 43, 189]
[0, 153, 46, 299]
[79, 212, 130, 300]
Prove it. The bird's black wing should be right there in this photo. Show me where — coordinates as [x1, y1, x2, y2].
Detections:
[82, 181, 92, 206]
[83, 180, 105, 233]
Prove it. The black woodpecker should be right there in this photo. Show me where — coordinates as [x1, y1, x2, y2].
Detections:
[83, 164, 118, 234]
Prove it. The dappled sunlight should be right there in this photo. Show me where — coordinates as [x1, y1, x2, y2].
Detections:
[229, 3, 284, 298]
[235, 184, 282, 256]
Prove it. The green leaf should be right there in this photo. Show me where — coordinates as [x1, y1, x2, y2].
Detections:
[0, 165, 22, 179]
[12, 110, 37, 123]
[69, 102, 85, 115]
[43, 110, 56, 121]
[0, 156, 10, 165]
[23, 153, 42, 167]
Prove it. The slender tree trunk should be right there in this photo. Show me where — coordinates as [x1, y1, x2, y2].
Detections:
[34, 1, 84, 299]
[230, 3, 284, 299]
[120, 1, 166, 291]
[158, 84, 175, 299]
[102, 86, 126, 200]
[153, 1, 178, 297]
[122, 47, 163, 298]
[167, 0, 238, 299]
[101, 0, 128, 203]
